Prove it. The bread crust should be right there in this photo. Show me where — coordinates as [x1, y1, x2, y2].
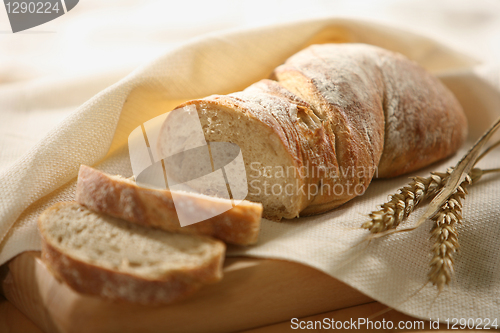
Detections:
[76, 165, 262, 245]
[38, 202, 225, 305]
[373, 47, 468, 177]
[272, 44, 385, 215]
[273, 44, 467, 215]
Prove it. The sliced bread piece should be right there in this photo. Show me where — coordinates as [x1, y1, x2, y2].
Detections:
[38, 202, 225, 305]
[76, 165, 262, 245]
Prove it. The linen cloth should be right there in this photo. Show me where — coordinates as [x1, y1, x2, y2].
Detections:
[1, 18, 500, 321]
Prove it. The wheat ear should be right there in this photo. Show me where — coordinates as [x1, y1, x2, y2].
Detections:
[362, 168, 453, 233]
[428, 168, 489, 290]
[428, 175, 471, 291]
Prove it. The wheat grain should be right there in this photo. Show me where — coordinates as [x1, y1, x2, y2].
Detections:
[428, 175, 471, 291]
[427, 168, 486, 290]
[362, 168, 454, 233]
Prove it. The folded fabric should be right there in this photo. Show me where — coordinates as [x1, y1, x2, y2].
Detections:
[0, 18, 499, 320]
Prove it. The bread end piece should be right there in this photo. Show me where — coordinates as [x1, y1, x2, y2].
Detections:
[76, 165, 262, 245]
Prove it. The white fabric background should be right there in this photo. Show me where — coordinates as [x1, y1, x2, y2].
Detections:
[1, 0, 500, 172]
[1, 0, 500, 322]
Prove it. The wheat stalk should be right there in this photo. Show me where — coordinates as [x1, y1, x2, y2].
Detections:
[362, 168, 454, 233]
[360, 119, 500, 292]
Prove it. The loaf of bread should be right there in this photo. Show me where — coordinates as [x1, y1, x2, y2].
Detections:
[158, 43, 467, 220]
[38, 202, 225, 305]
[76, 165, 262, 245]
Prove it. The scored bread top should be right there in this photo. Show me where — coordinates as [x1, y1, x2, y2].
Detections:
[274, 43, 467, 179]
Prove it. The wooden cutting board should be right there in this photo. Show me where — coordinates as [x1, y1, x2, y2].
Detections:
[0, 251, 373, 333]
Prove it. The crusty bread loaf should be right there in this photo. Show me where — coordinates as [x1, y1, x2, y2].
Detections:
[75, 165, 262, 245]
[38, 202, 225, 305]
[158, 43, 467, 220]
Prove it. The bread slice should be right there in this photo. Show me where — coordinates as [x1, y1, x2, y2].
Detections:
[75, 165, 262, 245]
[38, 202, 225, 305]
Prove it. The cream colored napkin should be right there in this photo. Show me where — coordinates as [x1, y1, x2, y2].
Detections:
[1, 18, 499, 321]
